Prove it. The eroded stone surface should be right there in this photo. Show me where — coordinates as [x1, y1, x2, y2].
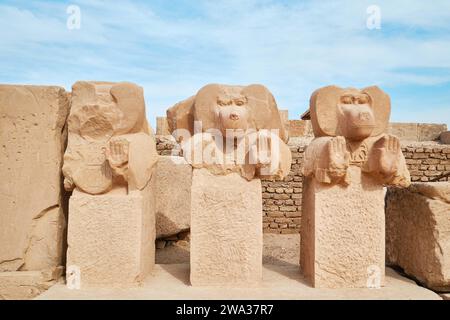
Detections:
[63, 81, 158, 288]
[154, 156, 192, 238]
[167, 84, 292, 181]
[301, 166, 386, 288]
[67, 187, 155, 287]
[304, 86, 410, 188]
[441, 131, 450, 144]
[190, 169, 262, 286]
[63, 81, 158, 195]
[386, 182, 450, 292]
[0, 85, 69, 273]
[0, 269, 63, 300]
[301, 85, 410, 288]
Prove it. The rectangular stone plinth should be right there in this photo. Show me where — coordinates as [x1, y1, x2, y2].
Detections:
[190, 169, 262, 286]
[301, 166, 385, 288]
[67, 189, 154, 288]
[386, 182, 450, 292]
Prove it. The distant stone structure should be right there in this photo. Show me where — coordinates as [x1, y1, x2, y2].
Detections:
[156, 116, 170, 135]
[441, 131, 450, 144]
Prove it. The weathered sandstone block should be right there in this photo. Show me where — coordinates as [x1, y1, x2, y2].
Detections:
[0, 268, 63, 300]
[190, 168, 262, 286]
[0, 85, 69, 273]
[154, 156, 192, 238]
[441, 131, 450, 144]
[67, 188, 154, 287]
[288, 120, 314, 138]
[156, 116, 170, 135]
[386, 182, 450, 292]
[301, 166, 386, 288]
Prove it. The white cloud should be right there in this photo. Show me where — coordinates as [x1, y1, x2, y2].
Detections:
[0, 0, 449, 127]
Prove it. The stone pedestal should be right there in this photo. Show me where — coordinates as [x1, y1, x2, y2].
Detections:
[386, 182, 450, 292]
[300, 166, 385, 288]
[190, 169, 262, 286]
[66, 187, 155, 288]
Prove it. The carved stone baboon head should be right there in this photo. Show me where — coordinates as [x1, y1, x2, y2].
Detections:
[167, 83, 288, 142]
[309, 85, 390, 141]
[69, 81, 149, 141]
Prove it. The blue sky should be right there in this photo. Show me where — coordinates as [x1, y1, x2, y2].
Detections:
[1, 0, 449, 128]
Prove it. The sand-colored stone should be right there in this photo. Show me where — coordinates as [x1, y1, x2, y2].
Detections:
[309, 85, 391, 138]
[167, 84, 292, 181]
[156, 116, 170, 135]
[301, 166, 386, 288]
[66, 187, 155, 287]
[154, 156, 192, 238]
[36, 265, 441, 300]
[63, 81, 158, 195]
[304, 86, 410, 187]
[288, 120, 314, 137]
[190, 168, 262, 286]
[386, 123, 419, 141]
[279, 109, 289, 137]
[386, 182, 450, 292]
[301, 85, 410, 288]
[387, 123, 448, 141]
[441, 131, 450, 144]
[0, 85, 69, 274]
[63, 81, 158, 288]
[0, 268, 63, 300]
[418, 123, 447, 141]
[156, 233, 300, 266]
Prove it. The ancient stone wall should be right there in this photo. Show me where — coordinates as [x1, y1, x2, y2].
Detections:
[155, 135, 450, 234]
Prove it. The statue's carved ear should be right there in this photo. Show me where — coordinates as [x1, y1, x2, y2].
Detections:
[166, 95, 195, 136]
[193, 84, 226, 132]
[362, 86, 391, 136]
[110, 82, 146, 134]
[243, 84, 289, 143]
[309, 85, 343, 137]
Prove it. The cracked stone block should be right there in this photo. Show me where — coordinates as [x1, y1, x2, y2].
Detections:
[190, 168, 263, 286]
[386, 182, 450, 292]
[0, 85, 69, 273]
[301, 166, 386, 288]
[66, 187, 155, 287]
[154, 156, 192, 238]
[0, 268, 63, 300]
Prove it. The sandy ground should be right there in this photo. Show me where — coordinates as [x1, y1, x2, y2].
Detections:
[36, 264, 440, 300]
[156, 234, 300, 266]
[36, 234, 442, 300]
